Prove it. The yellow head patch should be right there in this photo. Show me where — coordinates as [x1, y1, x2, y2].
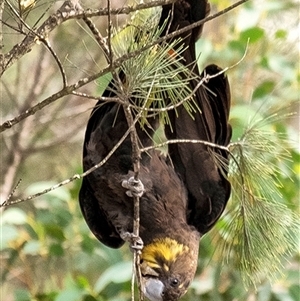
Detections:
[141, 237, 189, 270]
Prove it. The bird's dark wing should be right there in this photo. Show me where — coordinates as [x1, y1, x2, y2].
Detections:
[79, 72, 159, 248]
[79, 95, 126, 248]
[165, 63, 232, 235]
[162, 0, 232, 235]
[159, 0, 210, 72]
[79, 178, 124, 248]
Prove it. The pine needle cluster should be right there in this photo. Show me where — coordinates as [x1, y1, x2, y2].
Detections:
[224, 111, 299, 286]
[109, 4, 197, 125]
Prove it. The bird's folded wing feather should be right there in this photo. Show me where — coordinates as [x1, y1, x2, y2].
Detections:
[163, 0, 232, 235]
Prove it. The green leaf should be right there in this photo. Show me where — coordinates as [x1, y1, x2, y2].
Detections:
[35, 292, 58, 301]
[49, 243, 64, 256]
[80, 233, 96, 254]
[24, 223, 39, 240]
[44, 224, 66, 241]
[110, 9, 196, 126]
[82, 295, 99, 301]
[228, 40, 248, 55]
[253, 80, 276, 100]
[289, 284, 300, 300]
[94, 261, 132, 293]
[53, 208, 73, 228]
[111, 2, 161, 58]
[96, 73, 112, 96]
[75, 275, 90, 289]
[240, 27, 265, 44]
[275, 29, 287, 39]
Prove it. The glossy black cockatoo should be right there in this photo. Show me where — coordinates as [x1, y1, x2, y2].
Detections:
[79, 0, 232, 300]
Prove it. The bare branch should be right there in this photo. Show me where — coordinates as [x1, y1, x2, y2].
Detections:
[125, 70, 162, 301]
[1, 96, 143, 207]
[41, 38, 68, 87]
[0, 0, 175, 74]
[0, 0, 250, 134]
[119, 54, 160, 301]
[82, 15, 110, 60]
[0, 55, 122, 132]
[71, 91, 120, 102]
[140, 138, 230, 153]
[1, 84, 73, 132]
[106, 0, 113, 65]
[1, 0, 249, 75]
[0, 0, 4, 49]
[1, 0, 81, 74]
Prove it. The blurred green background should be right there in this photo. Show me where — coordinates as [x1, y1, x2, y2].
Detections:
[1, 0, 299, 300]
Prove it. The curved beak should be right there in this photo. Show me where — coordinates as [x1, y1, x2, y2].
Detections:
[140, 262, 164, 301]
[142, 277, 164, 301]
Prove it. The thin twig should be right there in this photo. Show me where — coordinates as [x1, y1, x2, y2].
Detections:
[1, 0, 249, 74]
[106, 0, 113, 64]
[41, 38, 67, 87]
[2, 179, 22, 205]
[120, 54, 156, 301]
[82, 15, 110, 60]
[110, 0, 142, 296]
[0, 34, 241, 133]
[0, 0, 249, 132]
[4, 0, 33, 33]
[1, 104, 142, 207]
[119, 63, 160, 301]
[123, 104, 143, 301]
[3, 0, 67, 86]
[0, 0, 4, 49]
[140, 138, 230, 153]
[71, 91, 120, 102]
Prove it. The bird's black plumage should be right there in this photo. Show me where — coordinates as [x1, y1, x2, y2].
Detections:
[79, 83, 200, 301]
[164, 63, 232, 234]
[79, 1, 232, 300]
[162, 0, 232, 235]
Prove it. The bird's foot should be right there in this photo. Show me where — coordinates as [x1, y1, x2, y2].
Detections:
[120, 231, 144, 252]
[122, 176, 144, 198]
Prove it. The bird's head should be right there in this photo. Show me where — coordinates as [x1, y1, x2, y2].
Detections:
[140, 237, 199, 301]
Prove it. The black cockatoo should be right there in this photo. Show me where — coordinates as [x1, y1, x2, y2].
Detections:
[79, 0, 232, 300]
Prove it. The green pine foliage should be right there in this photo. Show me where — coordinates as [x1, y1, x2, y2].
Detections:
[225, 111, 299, 286]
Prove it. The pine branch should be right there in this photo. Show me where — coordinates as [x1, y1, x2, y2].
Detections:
[221, 109, 300, 287]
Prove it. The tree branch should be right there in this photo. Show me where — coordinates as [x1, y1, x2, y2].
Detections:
[0, 104, 140, 207]
[0, 0, 175, 74]
[1, 0, 249, 75]
[0, 0, 250, 134]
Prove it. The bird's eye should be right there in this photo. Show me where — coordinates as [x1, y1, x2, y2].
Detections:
[170, 278, 179, 287]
